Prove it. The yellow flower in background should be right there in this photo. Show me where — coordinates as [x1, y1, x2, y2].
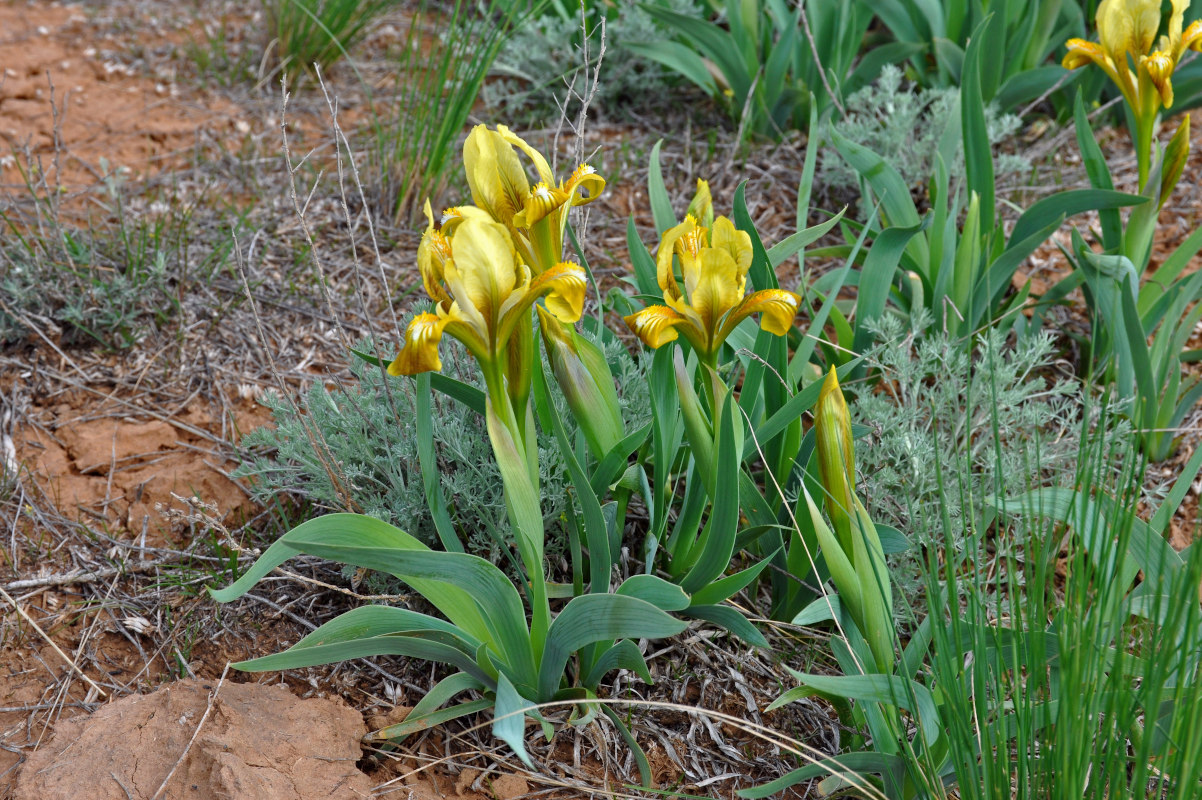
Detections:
[462, 125, 605, 274]
[390, 211, 586, 382]
[624, 213, 800, 362]
[1063, 0, 1202, 183]
[1145, 0, 1202, 106]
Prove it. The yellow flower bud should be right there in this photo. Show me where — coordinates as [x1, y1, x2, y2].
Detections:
[536, 305, 624, 458]
[815, 367, 855, 553]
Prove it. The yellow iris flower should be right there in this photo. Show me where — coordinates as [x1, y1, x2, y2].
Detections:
[1063, 0, 1202, 184]
[460, 124, 605, 274]
[624, 214, 800, 363]
[389, 203, 587, 387]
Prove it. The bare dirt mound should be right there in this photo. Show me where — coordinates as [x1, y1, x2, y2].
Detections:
[14, 678, 373, 800]
[13, 389, 269, 548]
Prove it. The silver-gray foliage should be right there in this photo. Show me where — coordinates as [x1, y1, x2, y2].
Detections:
[235, 331, 651, 564]
[484, 0, 703, 116]
[853, 315, 1126, 606]
[821, 65, 1029, 196]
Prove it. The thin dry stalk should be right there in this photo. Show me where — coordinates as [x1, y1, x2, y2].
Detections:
[0, 585, 108, 699]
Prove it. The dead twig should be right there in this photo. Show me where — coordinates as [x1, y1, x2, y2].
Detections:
[1, 556, 214, 593]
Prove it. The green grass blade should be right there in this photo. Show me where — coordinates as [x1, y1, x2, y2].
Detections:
[647, 140, 676, 234]
[417, 372, 464, 552]
[961, 16, 996, 233]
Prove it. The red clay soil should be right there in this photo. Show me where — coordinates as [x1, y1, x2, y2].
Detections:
[0, 2, 247, 189]
[14, 387, 268, 549]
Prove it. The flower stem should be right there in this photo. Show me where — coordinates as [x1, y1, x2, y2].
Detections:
[1135, 112, 1155, 193]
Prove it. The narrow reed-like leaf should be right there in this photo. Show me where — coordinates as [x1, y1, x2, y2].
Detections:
[416, 372, 464, 552]
[647, 140, 676, 234]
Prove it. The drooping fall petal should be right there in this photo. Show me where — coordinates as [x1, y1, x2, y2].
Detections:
[1180, 19, 1202, 53]
[564, 164, 605, 207]
[513, 261, 587, 326]
[389, 313, 448, 375]
[1063, 38, 1106, 70]
[513, 182, 571, 229]
[1143, 51, 1176, 105]
[441, 217, 519, 340]
[720, 289, 801, 339]
[624, 305, 693, 349]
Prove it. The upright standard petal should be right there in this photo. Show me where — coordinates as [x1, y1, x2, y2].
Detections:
[442, 218, 518, 341]
[1168, 0, 1189, 53]
[709, 216, 753, 285]
[687, 247, 743, 350]
[495, 125, 554, 186]
[655, 216, 699, 302]
[463, 125, 530, 228]
[1098, 0, 1160, 59]
[417, 201, 453, 307]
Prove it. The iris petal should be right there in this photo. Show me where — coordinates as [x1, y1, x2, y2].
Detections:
[463, 125, 530, 228]
[513, 182, 570, 229]
[655, 217, 697, 302]
[565, 164, 605, 207]
[417, 200, 453, 307]
[721, 289, 801, 339]
[623, 305, 691, 348]
[709, 216, 753, 285]
[389, 313, 447, 375]
[496, 125, 555, 186]
[442, 218, 518, 341]
[525, 261, 587, 324]
[689, 248, 742, 347]
[1144, 51, 1176, 105]
[1063, 38, 1107, 70]
[1181, 19, 1202, 52]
